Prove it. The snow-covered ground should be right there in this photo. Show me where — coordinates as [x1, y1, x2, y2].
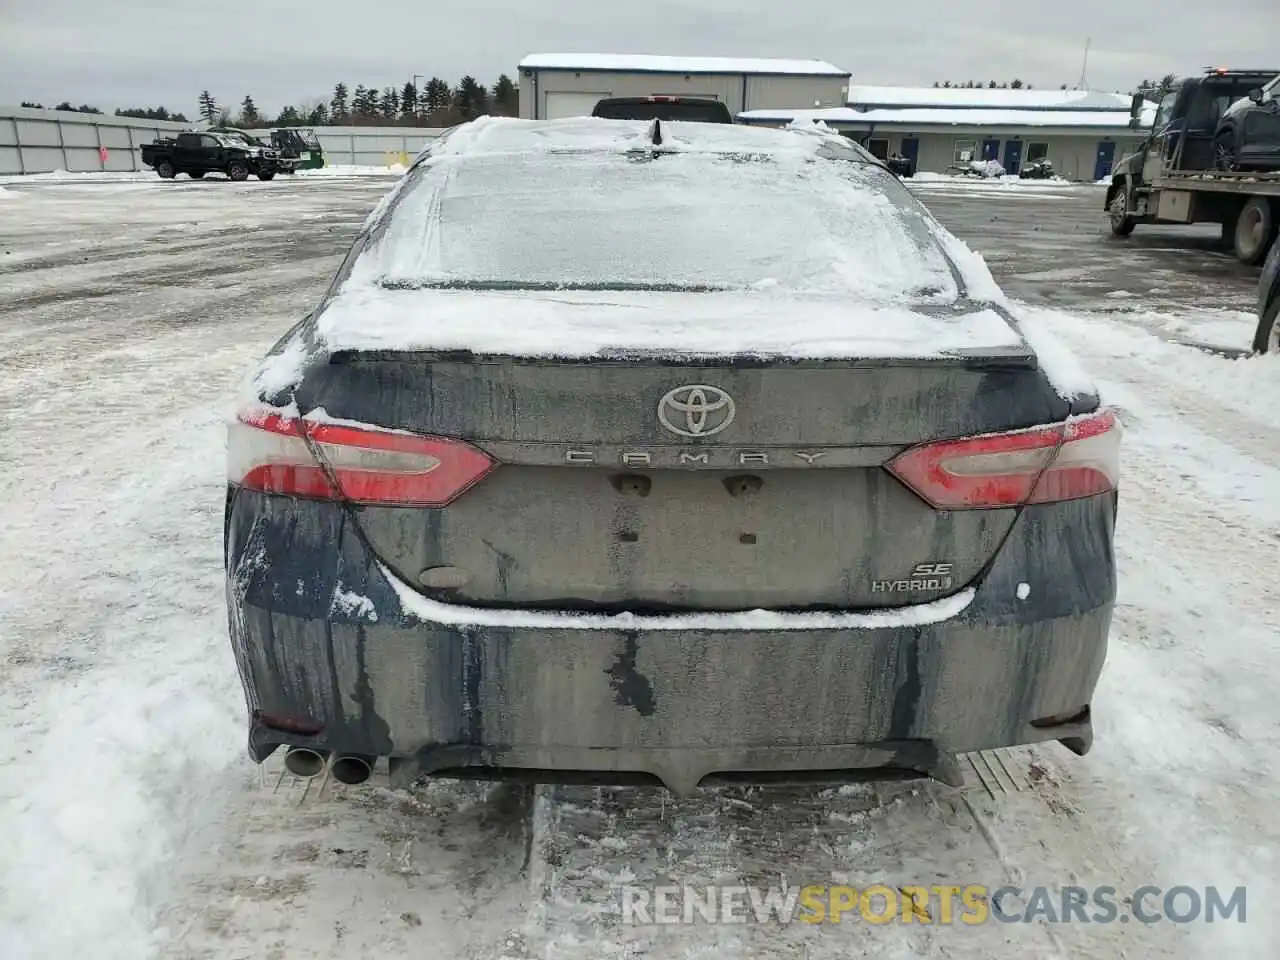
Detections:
[0, 165, 404, 186]
[1, 179, 1277, 960]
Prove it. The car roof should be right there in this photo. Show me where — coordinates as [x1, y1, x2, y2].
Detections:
[419, 115, 880, 166]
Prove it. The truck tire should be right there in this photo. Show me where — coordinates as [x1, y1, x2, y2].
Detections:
[1213, 132, 1239, 172]
[1234, 197, 1276, 266]
[1108, 184, 1136, 237]
[156, 160, 176, 179]
[189, 171, 205, 179]
[1253, 296, 1279, 354]
[227, 161, 249, 182]
[257, 170, 276, 181]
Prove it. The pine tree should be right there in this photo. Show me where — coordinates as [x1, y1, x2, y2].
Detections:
[454, 76, 487, 120]
[239, 95, 261, 128]
[424, 77, 451, 119]
[988, 80, 997, 88]
[380, 87, 400, 120]
[401, 81, 419, 122]
[308, 103, 329, 125]
[350, 85, 369, 122]
[276, 105, 301, 125]
[330, 83, 349, 123]
[21, 101, 44, 108]
[491, 74, 518, 115]
[361, 85, 380, 119]
[942, 81, 952, 89]
[198, 91, 218, 125]
[1011, 79, 1025, 90]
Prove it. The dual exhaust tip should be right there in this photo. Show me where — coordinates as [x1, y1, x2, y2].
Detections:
[284, 747, 374, 785]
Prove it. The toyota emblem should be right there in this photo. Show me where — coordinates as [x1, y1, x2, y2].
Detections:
[658, 385, 736, 438]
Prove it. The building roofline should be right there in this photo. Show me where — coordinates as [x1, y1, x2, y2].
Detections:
[736, 115, 1146, 134]
[518, 54, 850, 78]
[521, 65, 852, 79]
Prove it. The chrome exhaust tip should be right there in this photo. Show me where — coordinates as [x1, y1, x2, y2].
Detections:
[330, 754, 375, 785]
[284, 746, 328, 778]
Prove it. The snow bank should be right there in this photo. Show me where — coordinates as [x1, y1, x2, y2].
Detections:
[0, 170, 155, 185]
[295, 164, 406, 177]
[910, 172, 1081, 190]
[1025, 305, 1280, 416]
[968, 158, 1005, 178]
[385, 562, 976, 629]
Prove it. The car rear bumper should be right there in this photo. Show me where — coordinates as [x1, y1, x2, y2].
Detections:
[226, 492, 1115, 794]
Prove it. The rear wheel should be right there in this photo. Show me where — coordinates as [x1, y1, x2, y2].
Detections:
[257, 169, 276, 181]
[227, 161, 249, 182]
[189, 170, 205, 179]
[156, 160, 175, 179]
[1253, 296, 1280, 354]
[1108, 185, 1136, 237]
[1233, 197, 1276, 265]
[1213, 132, 1240, 172]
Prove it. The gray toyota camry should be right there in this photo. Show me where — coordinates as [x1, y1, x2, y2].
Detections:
[226, 117, 1120, 794]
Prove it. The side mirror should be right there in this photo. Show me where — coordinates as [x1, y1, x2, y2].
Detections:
[1129, 93, 1145, 129]
[1248, 88, 1264, 104]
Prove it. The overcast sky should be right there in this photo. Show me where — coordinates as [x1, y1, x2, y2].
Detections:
[2, 1, 1276, 114]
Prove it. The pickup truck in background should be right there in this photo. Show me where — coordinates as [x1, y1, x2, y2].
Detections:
[140, 131, 283, 181]
[591, 96, 734, 123]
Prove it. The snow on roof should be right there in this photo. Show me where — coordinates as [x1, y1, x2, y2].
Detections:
[847, 85, 1136, 111]
[425, 114, 861, 158]
[739, 105, 1157, 130]
[518, 53, 849, 77]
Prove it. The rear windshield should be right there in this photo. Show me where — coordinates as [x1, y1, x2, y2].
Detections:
[352, 150, 959, 301]
[593, 101, 732, 123]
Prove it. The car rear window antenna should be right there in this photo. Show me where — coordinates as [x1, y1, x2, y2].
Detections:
[648, 118, 663, 146]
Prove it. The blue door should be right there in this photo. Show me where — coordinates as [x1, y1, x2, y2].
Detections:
[899, 137, 920, 166]
[1094, 141, 1117, 181]
[1003, 140, 1023, 175]
[981, 138, 1001, 161]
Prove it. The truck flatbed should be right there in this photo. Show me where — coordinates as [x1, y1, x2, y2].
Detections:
[1152, 171, 1280, 194]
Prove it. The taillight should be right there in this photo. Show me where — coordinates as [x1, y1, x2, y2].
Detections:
[228, 410, 495, 507]
[886, 408, 1120, 510]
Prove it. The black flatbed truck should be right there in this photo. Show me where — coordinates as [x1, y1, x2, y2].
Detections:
[1106, 68, 1280, 264]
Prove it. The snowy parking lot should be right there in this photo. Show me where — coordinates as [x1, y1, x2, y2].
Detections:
[1, 173, 1278, 960]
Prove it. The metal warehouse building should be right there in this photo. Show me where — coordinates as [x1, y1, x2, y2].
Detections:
[517, 53, 850, 121]
[740, 86, 1158, 181]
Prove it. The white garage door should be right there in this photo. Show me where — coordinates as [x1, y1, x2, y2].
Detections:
[543, 92, 610, 120]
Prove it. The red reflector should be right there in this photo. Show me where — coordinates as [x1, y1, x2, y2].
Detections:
[254, 710, 324, 735]
[886, 408, 1120, 510]
[229, 410, 496, 507]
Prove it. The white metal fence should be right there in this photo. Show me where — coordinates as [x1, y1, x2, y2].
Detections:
[0, 105, 193, 174]
[0, 105, 449, 175]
